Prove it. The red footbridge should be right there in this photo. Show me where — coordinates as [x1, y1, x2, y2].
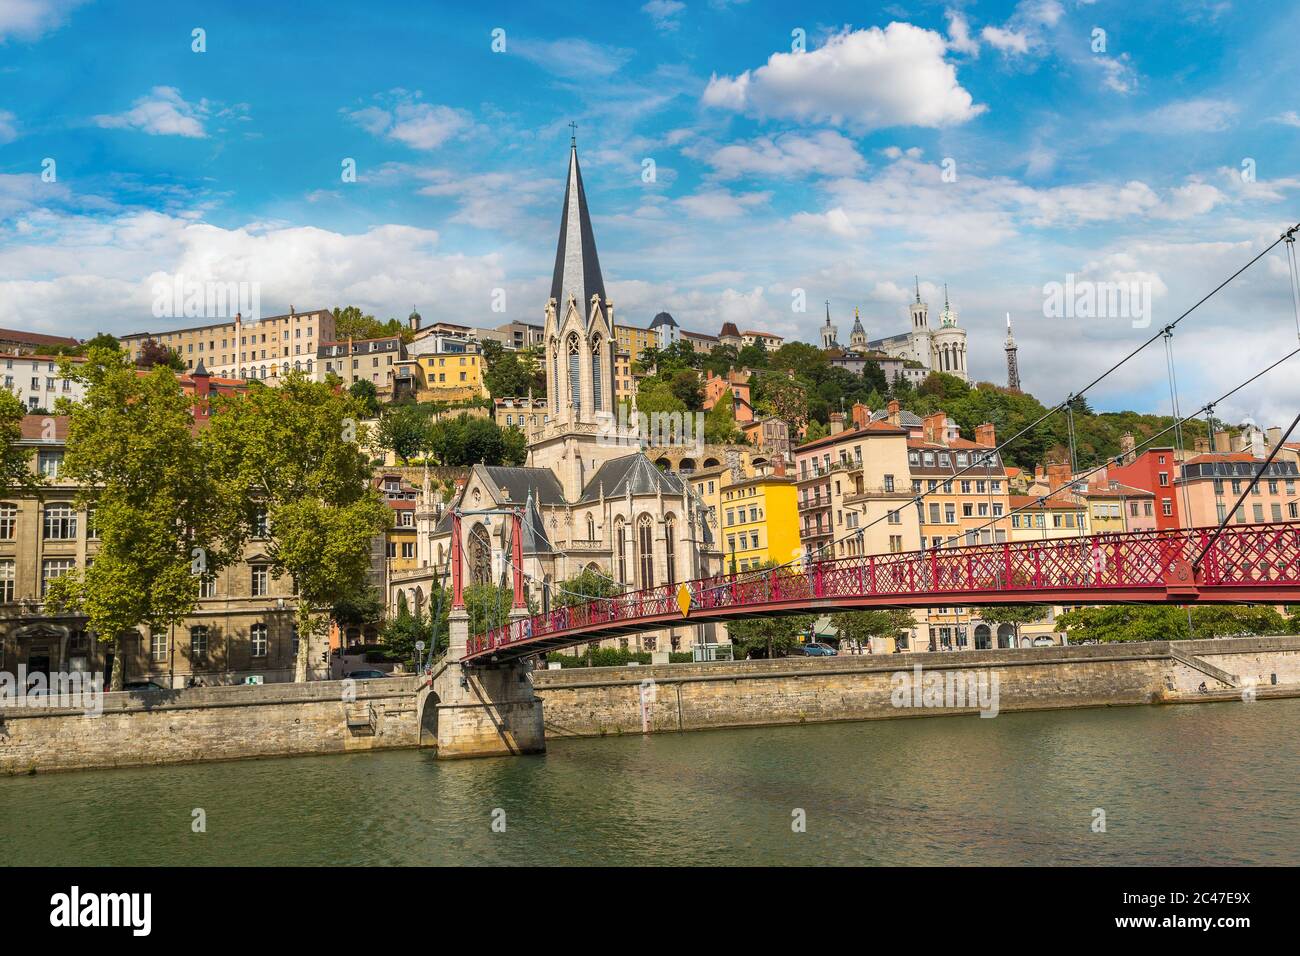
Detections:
[461, 522, 1300, 664]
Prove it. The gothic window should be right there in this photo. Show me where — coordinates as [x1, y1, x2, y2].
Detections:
[469, 523, 491, 587]
[615, 517, 627, 583]
[637, 514, 654, 589]
[665, 514, 677, 586]
[568, 334, 581, 409]
[591, 335, 603, 410]
[550, 339, 559, 412]
[585, 514, 595, 542]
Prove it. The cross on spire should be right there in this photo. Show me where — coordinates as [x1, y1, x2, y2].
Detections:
[568, 121, 577, 146]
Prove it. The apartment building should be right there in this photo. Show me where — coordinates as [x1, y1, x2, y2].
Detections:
[1, 353, 86, 411]
[376, 473, 419, 575]
[1177, 452, 1300, 527]
[393, 336, 487, 403]
[792, 408, 918, 560]
[0, 416, 301, 687]
[703, 369, 753, 422]
[614, 324, 656, 364]
[1108, 445, 1181, 529]
[907, 414, 1010, 549]
[315, 336, 406, 391]
[0, 327, 80, 354]
[494, 396, 549, 434]
[719, 471, 800, 572]
[120, 307, 336, 383]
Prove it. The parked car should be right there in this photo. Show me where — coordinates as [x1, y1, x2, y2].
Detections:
[122, 679, 168, 692]
[344, 669, 388, 680]
[791, 642, 838, 657]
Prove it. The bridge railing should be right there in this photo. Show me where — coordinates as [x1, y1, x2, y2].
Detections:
[463, 522, 1300, 658]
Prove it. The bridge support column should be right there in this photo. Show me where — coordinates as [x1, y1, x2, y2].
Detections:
[430, 608, 546, 759]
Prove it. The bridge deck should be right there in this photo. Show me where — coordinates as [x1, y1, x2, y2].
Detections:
[463, 522, 1300, 664]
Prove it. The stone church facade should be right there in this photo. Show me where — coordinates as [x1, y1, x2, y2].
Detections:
[392, 141, 724, 653]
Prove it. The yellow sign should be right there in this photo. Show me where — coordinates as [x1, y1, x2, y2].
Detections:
[676, 583, 692, 618]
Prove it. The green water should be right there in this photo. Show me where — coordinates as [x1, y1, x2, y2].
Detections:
[2, 699, 1296, 866]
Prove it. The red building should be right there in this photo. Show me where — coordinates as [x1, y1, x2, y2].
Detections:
[1108, 446, 1181, 529]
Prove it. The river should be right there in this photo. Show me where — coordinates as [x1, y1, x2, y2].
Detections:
[2, 698, 1296, 866]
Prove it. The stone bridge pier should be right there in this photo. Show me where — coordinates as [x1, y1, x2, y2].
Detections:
[425, 609, 546, 759]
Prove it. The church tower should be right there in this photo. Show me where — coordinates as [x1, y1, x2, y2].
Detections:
[821, 301, 838, 350]
[531, 134, 623, 498]
[1005, 312, 1021, 390]
[849, 307, 867, 351]
[909, 275, 929, 331]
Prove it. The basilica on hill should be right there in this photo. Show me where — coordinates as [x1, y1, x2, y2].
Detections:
[394, 139, 723, 651]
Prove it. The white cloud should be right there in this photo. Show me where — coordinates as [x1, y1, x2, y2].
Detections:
[0, 209, 510, 336]
[675, 188, 771, 220]
[1092, 55, 1137, 94]
[945, 9, 980, 56]
[642, 0, 685, 31]
[1140, 97, 1238, 133]
[345, 91, 469, 150]
[93, 87, 209, 138]
[0, 109, 16, 143]
[981, 26, 1030, 54]
[701, 130, 866, 179]
[0, 0, 85, 41]
[1272, 111, 1300, 128]
[701, 24, 985, 131]
[512, 37, 633, 79]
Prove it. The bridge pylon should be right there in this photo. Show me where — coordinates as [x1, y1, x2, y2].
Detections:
[429, 510, 545, 759]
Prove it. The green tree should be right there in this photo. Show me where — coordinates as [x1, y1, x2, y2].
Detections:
[831, 609, 914, 649]
[727, 612, 816, 659]
[207, 372, 394, 681]
[0, 389, 37, 493]
[377, 403, 430, 464]
[45, 349, 243, 689]
[1055, 605, 1190, 643]
[425, 413, 517, 466]
[553, 567, 623, 608]
[349, 379, 381, 417]
[704, 387, 743, 444]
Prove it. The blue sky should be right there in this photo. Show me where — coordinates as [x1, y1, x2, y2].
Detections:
[2, 0, 1300, 423]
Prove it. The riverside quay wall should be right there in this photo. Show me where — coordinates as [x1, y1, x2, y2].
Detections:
[0, 676, 422, 775]
[531, 637, 1300, 738]
[3, 638, 1300, 773]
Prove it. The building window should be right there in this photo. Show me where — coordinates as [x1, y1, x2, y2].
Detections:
[43, 503, 78, 540]
[251, 505, 269, 538]
[251, 564, 269, 597]
[41, 558, 74, 596]
[151, 631, 168, 662]
[190, 626, 209, 659]
[200, 576, 217, 599]
[38, 450, 63, 479]
[250, 623, 268, 658]
[665, 515, 677, 585]
[0, 503, 15, 539]
[0, 559, 13, 603]
[637, 515, 655, 589]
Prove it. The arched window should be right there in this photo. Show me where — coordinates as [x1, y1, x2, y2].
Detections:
[615, 518, 627, 583]
[637, 515, 654, 589]
[469, 523, 492, 586]
[591, 335, 603, 410]
[550, 339, 559, 413]
[665, 514, 677, 585]
[585, 514, 595, 542]
[568, 334, 582, 409]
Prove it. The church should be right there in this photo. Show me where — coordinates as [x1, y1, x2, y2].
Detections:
[822, 280, 970, 383]
[397, 139, 724, 653]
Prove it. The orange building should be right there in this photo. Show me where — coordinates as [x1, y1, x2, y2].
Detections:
[703, 369, 753, 422]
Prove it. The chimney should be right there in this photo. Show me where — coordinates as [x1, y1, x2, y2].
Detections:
[1267, 425, 1283, 449]
[974, 422, 996, 448]
[1046, 462, 1072, 492]
[887, 399, 901, 428]
[1119, 432, 1135, 464]
[1035, 463, 1047, 482]
[851, 402, 870, 431]
[1213, 431, 1232, 453]
[922, 411, 946, 445]
[1193, 436, 1210, 453]
[773, 456, 787, 477]
[829, 412, 845, 436]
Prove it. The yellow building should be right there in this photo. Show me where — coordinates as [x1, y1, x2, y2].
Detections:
[376, 474, 419, 575]
[614, 325, 656, 365]
[720, 474, 800, 572]
[394, 339, 488, 402]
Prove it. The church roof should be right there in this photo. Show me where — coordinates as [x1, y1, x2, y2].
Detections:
[719, 322, 741, 339]
[477, 464, 568, 506]
[578, 452, 686, 503]
[649, 311, 678, 329]
[549, 143, 606, 316]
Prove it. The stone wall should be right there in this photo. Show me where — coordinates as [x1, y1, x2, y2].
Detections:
[532, 637, 1300, 738]
[0, 676, 421, 775]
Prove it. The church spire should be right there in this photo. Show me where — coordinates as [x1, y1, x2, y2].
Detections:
[915, 275, 921, 303]
[549, 135, 606, 320]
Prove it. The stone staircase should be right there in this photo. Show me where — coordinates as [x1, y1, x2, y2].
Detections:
[344, 702, 376, 735]
[1169, 646, 1237, 688]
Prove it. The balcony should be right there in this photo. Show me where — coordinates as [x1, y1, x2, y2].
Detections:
[798, 495, 833, 511]
[842, 486, 904, 506]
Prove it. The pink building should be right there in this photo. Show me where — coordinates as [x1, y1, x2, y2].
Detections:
[1177, 452, 1300, 528]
